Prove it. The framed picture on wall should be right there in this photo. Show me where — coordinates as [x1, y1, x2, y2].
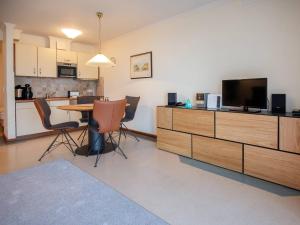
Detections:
[130, 52, 152, 79]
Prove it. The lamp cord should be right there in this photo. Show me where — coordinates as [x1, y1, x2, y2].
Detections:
[98, 15, 102, 53]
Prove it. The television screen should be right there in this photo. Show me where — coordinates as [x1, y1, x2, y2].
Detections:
[222, 78, 267, 109]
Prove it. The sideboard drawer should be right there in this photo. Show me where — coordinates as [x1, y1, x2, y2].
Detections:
[157, 128, 191, 158]
[280, 117, 300, 154]
[192, 135, 242, 172]
[157, 107, 173, 129]
[244, 145, 300, 190]
[173, 108, 214, 137]
[216, 112, 278, 149]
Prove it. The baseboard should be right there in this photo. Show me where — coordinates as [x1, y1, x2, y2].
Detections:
[122, 128, 157, 140]
[3, 126, 87, 143]
[3, 126, 157, 143]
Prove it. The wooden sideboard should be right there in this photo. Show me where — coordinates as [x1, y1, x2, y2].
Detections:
[157, 106, 300, 190]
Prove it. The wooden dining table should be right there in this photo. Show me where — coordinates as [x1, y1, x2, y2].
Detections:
[57, 103, 129, 156]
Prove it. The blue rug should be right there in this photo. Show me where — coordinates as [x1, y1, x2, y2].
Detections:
[0, 160, 169, 225]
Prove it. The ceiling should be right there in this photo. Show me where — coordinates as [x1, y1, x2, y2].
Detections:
[0, 0, 214, 44]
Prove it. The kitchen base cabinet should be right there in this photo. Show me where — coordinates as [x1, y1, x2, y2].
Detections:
[16, 102, 47, 136]
[49, 100, 70, 124]
[16, 100, 83, 137]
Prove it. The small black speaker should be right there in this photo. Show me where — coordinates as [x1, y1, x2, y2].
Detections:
[168, 93, 177, 106]
[271, 94, 286, 113]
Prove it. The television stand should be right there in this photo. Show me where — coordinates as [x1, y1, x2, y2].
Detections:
[228, 106, 262, 114]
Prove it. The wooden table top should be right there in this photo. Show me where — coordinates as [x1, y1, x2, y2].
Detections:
[57, 103, 130, 112]
[57, 104, 94, 112]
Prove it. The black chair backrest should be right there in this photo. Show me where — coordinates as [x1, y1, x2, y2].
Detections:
[34, 98, 52, 129]
[77, 96, 100, 119]
[124, 96, 140, 121]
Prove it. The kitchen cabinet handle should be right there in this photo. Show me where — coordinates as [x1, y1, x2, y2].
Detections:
[33, 68, 36, 74]
[39, 68, 41, 75]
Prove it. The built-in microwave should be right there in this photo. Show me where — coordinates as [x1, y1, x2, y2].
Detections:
[57, 63, 77, 78]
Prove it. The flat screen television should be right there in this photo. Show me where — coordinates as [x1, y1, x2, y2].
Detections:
[222, 78, 267, 111]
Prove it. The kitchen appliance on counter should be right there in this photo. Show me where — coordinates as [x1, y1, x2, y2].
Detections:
[15, 85, 24, 100]
[68, 91, 80, 98]
[57, 62, 77, 78]
[22, 84, 33, 99]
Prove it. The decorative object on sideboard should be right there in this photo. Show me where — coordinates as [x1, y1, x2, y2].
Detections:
[195, 93, 209, 108]
[207, 94, 222, 109]
[271, 94, 286, 113]
[130, 52, 152, 79]
[184, 99, 193, 109]
[87, 12, 114, 66]
[167, 93, 177, 106]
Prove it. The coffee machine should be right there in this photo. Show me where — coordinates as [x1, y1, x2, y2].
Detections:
[15, 85, 23, 100]
[22, 84, 33, 99]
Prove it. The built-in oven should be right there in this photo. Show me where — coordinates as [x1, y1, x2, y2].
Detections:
[57, 63, 77, 78]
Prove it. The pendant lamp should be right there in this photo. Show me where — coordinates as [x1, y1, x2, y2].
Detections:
[87, 12, 113, 66]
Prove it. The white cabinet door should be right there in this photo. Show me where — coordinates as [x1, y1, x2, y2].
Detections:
[16, 102, 47, 136]
[69, 111, 86, 126]
[49, 100, 70, 125]
[77, 52, 99, 80]
[38, 47, 57, 78]
[15, 43, 37, 77]
[57, 50, 77, 64]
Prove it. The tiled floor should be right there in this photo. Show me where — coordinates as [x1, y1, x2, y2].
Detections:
[1, 131, 300, 225]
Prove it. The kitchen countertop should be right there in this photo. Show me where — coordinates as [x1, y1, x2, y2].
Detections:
[15, 97, 77, 103]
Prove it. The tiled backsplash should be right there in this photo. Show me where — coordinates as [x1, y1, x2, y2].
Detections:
[15, 77, 98, 98]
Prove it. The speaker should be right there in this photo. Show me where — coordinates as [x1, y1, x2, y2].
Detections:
[168, 93, 177, 106]
[207, 94, 222, 109]
[271, 94, 286, 113]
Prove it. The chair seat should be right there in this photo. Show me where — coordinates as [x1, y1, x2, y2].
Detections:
[51, 121, 79, 130]
[121, 118, 131, 123]
[80, 117, 89, 123]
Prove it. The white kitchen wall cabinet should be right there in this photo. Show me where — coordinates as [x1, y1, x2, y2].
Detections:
[15, 43, 38, 77]
[38, 47, 57, 78]
[57, 50, 77, 64]
[77, 52, 99, 80]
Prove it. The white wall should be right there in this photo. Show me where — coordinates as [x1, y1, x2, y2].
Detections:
[0, 41, 3, 110]
[102, 0, 300, 134]
[2, 23, 16, 139]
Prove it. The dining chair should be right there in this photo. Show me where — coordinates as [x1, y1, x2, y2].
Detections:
[120, 96, 140, 142]
[92, 99, 127, 167]
[34, 98, 79, 161]
[77, 96, 101, 146]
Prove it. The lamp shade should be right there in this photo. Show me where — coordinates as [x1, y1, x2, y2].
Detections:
[86, 53, 114, 67]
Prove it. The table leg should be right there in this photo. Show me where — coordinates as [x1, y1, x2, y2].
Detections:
[75, 111, 116, 156]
